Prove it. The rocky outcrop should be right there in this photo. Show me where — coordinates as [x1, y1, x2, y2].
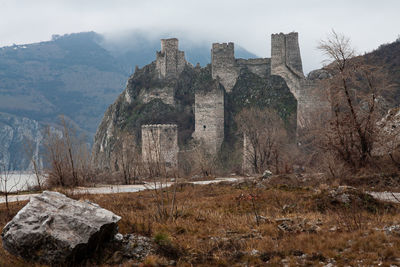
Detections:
[0, 112, 44, 170]
[92, 38, 298, 171]
[374, 107, 400, 155]
[1, 191, 121, 265]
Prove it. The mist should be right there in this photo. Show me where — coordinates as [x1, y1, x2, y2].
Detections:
[1, 0, 399, 73]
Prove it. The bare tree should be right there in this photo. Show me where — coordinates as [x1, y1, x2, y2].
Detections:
[318, 30, 386, 171]
[0, 164, 21, 215]
[114, 132, 142, 184]
[236, 107, 288, 174]
[24, 139, 43, 190]
[43, 116, 92, 187]
[190, 140, 216, 177]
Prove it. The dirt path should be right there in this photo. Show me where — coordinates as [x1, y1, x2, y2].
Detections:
[0, 177, 242, 204]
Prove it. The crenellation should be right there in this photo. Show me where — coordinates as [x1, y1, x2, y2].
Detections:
[271, 32, 304, 99]
[271, 32, 304, 80]
[156, 38, 186, 79]
[211, 42, 238, 92]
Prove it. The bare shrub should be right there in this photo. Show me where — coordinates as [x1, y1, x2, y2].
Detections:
[24, 139, 44, 190]
[236, 107, 288, 174]
[317, 30, 387, 172]
[43, 116, 94, 187]
[114, 132, 143, 184]
[190, 140, 216, 177]
[0, 165, 21, 215]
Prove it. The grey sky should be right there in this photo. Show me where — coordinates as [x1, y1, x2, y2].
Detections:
[0, 0, 399, 73]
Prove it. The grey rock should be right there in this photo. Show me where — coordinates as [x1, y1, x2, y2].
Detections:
[1, 191, 121, 265]
[307, 69, 331, 80]
[262, 170, 273, 179]
[104, 234, 154, 264]
[0, 112, 44, 170]
[384, 225, 400, 236]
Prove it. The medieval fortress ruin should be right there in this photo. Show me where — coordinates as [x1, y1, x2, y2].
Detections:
[141, 33, 328, 169]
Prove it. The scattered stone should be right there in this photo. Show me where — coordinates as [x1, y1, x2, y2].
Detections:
[250, 249, 260, 256]
[329, 226, 338, 232]
[255, 215, 271, 223]
[275, 218, 293, 223]
[1, 191, 121, 265]
[276, 217, 323, 233]
[282, 204, 297, 213]
[384, 225, 400, 236]
[262, 170, 273, 179]
[104, 234, 154, 264]
[328, 186, 361, 204]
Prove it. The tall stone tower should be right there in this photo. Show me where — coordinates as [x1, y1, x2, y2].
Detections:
[193, 81, 225, 155]
[211, 42, 238, 92]
[271, 32, 304, 99]
[156, 38, 186, 79]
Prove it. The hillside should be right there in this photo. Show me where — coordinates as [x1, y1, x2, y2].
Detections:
[92, 47, 297, 171]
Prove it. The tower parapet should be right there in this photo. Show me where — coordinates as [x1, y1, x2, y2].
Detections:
[211, 42, 238, 92]
[271, 32, 304, 78]
[156, 38, 186, 79]
[271, 32, 304, 99]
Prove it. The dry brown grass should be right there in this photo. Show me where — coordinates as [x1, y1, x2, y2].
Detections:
[1, 182, 400, 266]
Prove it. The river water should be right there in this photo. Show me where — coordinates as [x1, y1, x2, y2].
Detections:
[0, 172, 42, 192]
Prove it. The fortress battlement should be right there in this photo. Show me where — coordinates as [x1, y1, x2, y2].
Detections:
[212, 42, 234, 51]
[156, 38, 186, 79]
[160, 38, 179, 53]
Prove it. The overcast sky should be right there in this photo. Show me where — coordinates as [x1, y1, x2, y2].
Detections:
[0, 0, 399, 73]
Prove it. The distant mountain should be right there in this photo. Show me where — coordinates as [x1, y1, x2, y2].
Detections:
[0, 31, 257, 169]
[0, 31, 257, 134]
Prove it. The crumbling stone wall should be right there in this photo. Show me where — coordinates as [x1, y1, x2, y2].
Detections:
[271, 32, 304, 99]
[156, 38, 186, 79]
[270, 32, 330, 135]
[139, 86, 175, 106]
[236, 58, 271, 78]
[211, 43, 271, 91]
[141, 124, 178, 168]
[193, 82, 224, 155]
[297, 79, 330, 133]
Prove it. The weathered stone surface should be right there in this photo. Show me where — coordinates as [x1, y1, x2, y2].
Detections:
[104, 234, 154, 264]
[193, 81, 225, 155]
[374, 107, 400, 156]
[307, 69, 331, 80]
[1, 191, 121, 265]
[262, 170, 273, 179]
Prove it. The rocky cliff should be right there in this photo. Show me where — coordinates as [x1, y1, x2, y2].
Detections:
[0, 113, 43, 170]
[92, 58, 297, 170]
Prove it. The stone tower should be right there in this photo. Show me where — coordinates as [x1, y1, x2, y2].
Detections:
[141, 124, 178, 169]
[271, 32, 330, 136]
[271, 32, 304, 99]
[211, 42, 239, 92]
[193, 81, 225, 155]
[156, 38, 186, 79]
